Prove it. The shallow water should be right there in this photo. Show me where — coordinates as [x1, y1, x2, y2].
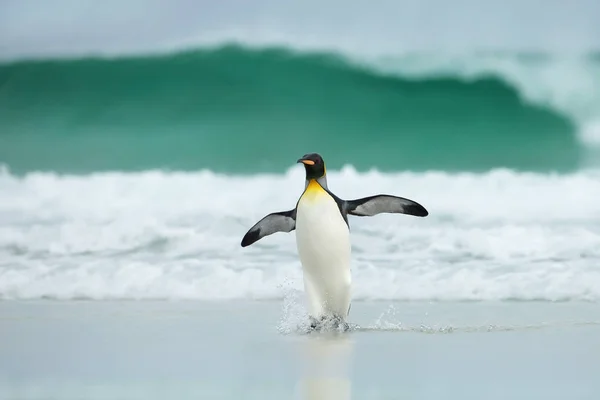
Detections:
[1, 300, 599, 400]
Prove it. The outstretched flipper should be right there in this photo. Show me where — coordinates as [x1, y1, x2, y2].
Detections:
[344, 195, 428, 217]
[241, 209, 297, 247]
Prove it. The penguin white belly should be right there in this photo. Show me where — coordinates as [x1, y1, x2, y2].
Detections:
[295, 182, 352, 320]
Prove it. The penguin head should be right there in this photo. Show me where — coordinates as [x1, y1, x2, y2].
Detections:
[297, 153, 326, 180]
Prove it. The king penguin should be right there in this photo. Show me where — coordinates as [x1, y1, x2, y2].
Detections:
[240, 153, 428, 330]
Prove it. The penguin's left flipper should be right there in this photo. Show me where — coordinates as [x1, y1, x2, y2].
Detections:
[241, 209, 297, 247]
[344, 195, 428, 217]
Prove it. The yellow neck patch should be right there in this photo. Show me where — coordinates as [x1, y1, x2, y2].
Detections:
[301, 179, 327, 202]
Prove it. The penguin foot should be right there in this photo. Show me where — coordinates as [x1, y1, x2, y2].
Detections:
[307, 314, 350, 333]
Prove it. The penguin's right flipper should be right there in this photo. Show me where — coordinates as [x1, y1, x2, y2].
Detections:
[241, 209, 296, 247]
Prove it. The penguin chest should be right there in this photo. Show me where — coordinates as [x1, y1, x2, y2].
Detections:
[295, 189, 351, 278]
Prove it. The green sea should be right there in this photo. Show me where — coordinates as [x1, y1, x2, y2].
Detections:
[2, 45, 597, 174]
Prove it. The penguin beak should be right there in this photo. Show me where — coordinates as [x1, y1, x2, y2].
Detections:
[297, 158, 315, 166]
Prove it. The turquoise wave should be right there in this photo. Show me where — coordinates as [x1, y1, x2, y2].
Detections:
[0, 44, 582, 174]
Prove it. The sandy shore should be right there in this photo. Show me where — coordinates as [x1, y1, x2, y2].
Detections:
[1, 300, 599, 399]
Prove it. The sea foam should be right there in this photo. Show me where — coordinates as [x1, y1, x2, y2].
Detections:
[1, 165, 599, 301]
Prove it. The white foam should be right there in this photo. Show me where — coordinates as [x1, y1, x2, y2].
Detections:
[1, 165, 600, 301]
[581, 120, 600, 145]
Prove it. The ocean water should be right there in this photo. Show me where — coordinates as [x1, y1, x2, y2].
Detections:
[2, 46, 600, 174]
[1, 2, 600, 397]
[1, 44, 600, 302]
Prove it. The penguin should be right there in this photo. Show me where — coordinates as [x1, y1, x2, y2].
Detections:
[240, 153, 428, 331]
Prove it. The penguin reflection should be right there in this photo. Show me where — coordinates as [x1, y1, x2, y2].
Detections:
[295, 333, 355, 400]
